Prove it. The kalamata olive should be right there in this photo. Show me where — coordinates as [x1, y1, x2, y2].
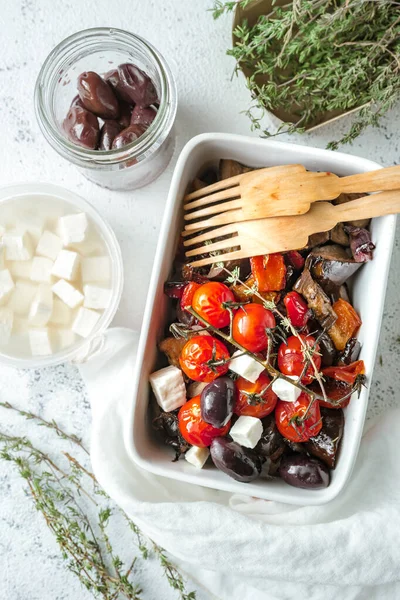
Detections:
[200, 376, 236, 428]
[63, 106, 100, 149]
[210, 437, 261, 483]
[118, 101, 134, 128]
[304, 407, 344, 469]
[104, 68, 131, 103]
[70, 94, 85, 109]
[77, 71, 120, 119]
[279, 453, 330, 489]
[255, 414, 286, 461]
[111, 124, 146, 150]
[117, 63, 159, 106]
[131, 105, 157, 128]
[98, 120, 123, 151]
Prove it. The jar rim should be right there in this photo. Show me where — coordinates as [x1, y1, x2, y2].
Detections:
[34, 27, 177, 166]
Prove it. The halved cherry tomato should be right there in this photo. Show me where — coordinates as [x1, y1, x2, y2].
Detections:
[232, 303, 276, 353]
[179, 335, 230, 382]
[277, 334, 321, 385]
[234, 372, 278, 418]
[283, 291, 310, 328]
[192, 282, 235, 328]
[275, 392, 322, 442]
[250, 253, 286, 292]
[181, 281, 201, 311]
[322, 360, 365, 385]
[178, 396, 231, 447]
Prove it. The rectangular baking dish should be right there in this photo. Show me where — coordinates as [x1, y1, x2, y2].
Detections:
[126, 133, 396, 505]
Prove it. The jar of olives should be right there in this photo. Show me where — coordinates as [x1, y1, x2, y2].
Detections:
[35, 28, 177, 190]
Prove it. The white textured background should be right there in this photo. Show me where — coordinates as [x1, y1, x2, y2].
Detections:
[1, 0, 400, 598]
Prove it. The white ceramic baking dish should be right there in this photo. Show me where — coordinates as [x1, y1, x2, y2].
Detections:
[126, 133, 396, 505]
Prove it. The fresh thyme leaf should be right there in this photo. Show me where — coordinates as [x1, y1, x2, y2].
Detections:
[213, 0, 400, 147]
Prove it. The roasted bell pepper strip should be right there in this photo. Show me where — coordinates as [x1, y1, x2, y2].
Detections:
[328, 298, 362, 351]
[283, 291, 310, 328]
[250, 254, 286, 292]
[285, 250, 305, 271]
[181, 281, 201, 310]
[322, 360, 365, 385]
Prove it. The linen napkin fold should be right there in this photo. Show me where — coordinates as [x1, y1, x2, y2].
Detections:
[79, 328, 400, 600]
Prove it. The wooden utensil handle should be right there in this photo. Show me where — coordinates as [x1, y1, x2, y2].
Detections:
[334, 190, 400, 220]
[340, 165, 400, 193]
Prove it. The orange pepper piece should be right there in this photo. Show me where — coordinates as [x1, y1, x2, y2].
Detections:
[250, 254, 286, 292]
[328, 298, 362, 351]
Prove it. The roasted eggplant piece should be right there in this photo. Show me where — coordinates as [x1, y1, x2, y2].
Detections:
[159, 336, 187, 368]
[333, 192, 371, 228]
[207, 258, 251, 281]
[219, 159, 252, 180]
[293, 268, 337, 329]
[337, 337, 361, 365]
[345, 226, 375, 263]
[329, 223, 349, 246]
[307, 231, 330, 248]
[306, 244, 362, 294]
[307, 323, 337, 367]
[304, 407, 344, 469]
[153, 411, 190, 461]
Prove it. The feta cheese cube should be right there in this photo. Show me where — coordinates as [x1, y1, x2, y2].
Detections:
[230, 416, 263, 449]
[8, 280, 37, 315]
[81, 256, 110, 283]
[31, 256, 54, 283]
[19, 213, 45, 244]
[0, 307, 13, 345]
[52, 250, 80, 281]
[229, 350, 265, 383]
[29, 328, 52, 356]
[70, 237, 103, 257]
[49, 298, 73, 325]
[55, 328, 76, 350]
[0, 269, 15, 304]
[3, 230, 33, 261]
[83, 284, 112, 310]
[12, 316, 29, 334]
[72, 307, 100, 338]
[36, 230, 63, 260]
[58, 213, 88, 246]
[8, 260, 33, 280]
[271, 376, 301, 403]
[149, 365, 187, 412]
[52, 280, 83, 309]
[29, 284, 53, 327]
[185, 446, 210, 469]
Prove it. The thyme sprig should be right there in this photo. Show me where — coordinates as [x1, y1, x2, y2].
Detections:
[0, 403, 196, 600]
[212, 0, 400, 149]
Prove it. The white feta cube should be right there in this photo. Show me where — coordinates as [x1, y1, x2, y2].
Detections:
[36, 230, 63, 260]
[29, 328, 52, 356]
[8, 280, 37, 315]
[30, 256, 54, 283]
[52, 250, 80, 281]
[0, 269, 15, 304]
[12, 316, 29, 334]
[81, 256, 110, 283]
[72, 307, 100, 338]
[29, 284, 53, 327]
[229, 350, 265, 383]
[230, 416, 263, 449]
[19, 213, 45, 244]
[8, 260, 33, 280]
[83, 284, 112, 310]
[271, 376, 301, 403]
[149, 365, 187, 412]
[49, 298, 72, 325]
[185, 446, 210, 469]
[55, 328, 76, 350]
[52, 280, 83, 309]
[3, 230, 33, 261]
[0, 307, 13, 345]
[70, 237, 103, 257]
[58, 213, 88, 246]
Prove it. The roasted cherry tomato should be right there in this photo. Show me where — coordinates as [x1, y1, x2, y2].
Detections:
[192, 282, 235, 328]
[181, 281, 201, 311]
[283, 291, 310, 328]
[179, 335, 230, 382]
[232, 303, 276, 353]
[178, 396, 230, 447]
[277, 334, 321, 385]
[234, 372, 278, 418]
[275, 393, 322, 442]
[250, 254, 286, 292]
[285, 250, 305, 271]
[322, 360, 365, 385]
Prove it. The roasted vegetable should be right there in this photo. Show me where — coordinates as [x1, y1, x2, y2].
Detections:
[219, 159, 252, 180]
[159, 337, 187, 368]
[334, 193, 371, 228]
[329, 223, 349, 246]
[207, 258, 251, 281]
[338, 337, 361, 365]
[306, 244, 362, 294]
[250, 254, 286, 292]
[322, 360, 365, 385]
[305, 407, 344, 469]
[293, 268, 337, 329]
[307, 231, 330, 248]
[345, 226, 375, 262]
[328, 299, 362, 351]
[153, 411, 190, 461]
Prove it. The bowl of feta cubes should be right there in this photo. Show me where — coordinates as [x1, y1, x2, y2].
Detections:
[0, 182, 123, 367]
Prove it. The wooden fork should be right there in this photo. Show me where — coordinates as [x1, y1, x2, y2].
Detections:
[183, 190, 399, 267]
[183, 164, 400, 232]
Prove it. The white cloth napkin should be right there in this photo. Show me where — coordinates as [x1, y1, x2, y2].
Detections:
[79, 328, 400, 600]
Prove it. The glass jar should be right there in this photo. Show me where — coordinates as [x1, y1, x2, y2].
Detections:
[35, 28, 177, 190]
